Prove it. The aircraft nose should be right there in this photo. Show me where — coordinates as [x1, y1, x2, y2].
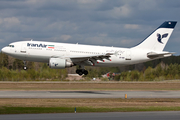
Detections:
[1, 47, 7, 53]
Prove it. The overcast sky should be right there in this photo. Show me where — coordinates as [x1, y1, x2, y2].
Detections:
[0, 0, 180, 55]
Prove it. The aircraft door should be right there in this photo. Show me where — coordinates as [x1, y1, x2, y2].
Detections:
[125, 50, 131, 60]
[21, 43, 27, 53]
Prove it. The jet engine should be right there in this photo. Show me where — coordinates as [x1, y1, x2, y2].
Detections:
[49, 58, 73, 69]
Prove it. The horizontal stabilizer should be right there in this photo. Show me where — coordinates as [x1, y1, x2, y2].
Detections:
[147, 52, 175, 59]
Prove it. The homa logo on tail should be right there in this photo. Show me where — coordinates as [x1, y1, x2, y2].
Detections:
[157, 33, 168, 44]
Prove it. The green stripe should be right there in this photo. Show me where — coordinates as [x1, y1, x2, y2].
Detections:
[48, 45, 54, 47]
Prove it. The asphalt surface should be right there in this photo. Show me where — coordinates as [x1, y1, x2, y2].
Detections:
[0, 90, 180, 98]
[1, 111, 180, 120]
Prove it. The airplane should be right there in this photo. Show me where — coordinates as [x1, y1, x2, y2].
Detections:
[1, 21, 177, 76]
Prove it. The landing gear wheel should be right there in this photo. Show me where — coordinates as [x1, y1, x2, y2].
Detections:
[78, 71, 83, 76]
[84, 70, 88, 75]
[76, 69, 88, 76]
[23, 66, 27, 70]
[76, 69, 83, 76]
[76, 69, 80, 74]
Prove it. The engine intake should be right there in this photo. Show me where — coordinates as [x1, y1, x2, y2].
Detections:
[49, 58, 73, 69]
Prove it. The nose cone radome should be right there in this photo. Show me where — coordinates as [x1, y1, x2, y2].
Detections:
[1, 47, 7, 53]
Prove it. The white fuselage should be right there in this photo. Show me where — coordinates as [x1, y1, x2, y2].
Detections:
[2, 41, 152, 67]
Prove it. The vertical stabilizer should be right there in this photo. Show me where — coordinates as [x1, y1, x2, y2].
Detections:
[133, 21, 177, 51]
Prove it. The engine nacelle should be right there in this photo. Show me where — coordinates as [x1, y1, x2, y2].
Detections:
[49, 58, 73, 69]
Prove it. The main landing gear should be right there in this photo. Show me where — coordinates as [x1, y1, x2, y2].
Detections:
[76, 69, 88, 76]
[76, 65, 88, 76]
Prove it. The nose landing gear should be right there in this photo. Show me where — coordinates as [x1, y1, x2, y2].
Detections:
[23, 61, 27, 70]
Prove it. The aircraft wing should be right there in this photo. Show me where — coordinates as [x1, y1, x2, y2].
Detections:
[147, 52, 175, 59]
[70, 53, 112, 61]
[51, 53, 114, 65]
[69, 53, 112, 59]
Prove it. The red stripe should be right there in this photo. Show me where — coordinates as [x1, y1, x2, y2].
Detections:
[48, 47, 54, 48]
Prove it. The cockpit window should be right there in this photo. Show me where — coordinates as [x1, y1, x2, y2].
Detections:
[7, 45, 14, 48]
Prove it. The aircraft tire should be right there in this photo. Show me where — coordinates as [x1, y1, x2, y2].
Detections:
[23, 66, 27, 70]
[84, 70, 88, 75]
[76, 69, 88, 76]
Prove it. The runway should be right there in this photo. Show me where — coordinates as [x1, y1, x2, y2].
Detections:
[1, 111, 180, 120]
[0, 90, 180, 98]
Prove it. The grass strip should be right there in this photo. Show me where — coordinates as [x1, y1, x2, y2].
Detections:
[1, 106, 180, 114]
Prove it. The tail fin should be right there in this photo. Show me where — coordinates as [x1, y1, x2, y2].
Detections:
[133, 21, 177, 51]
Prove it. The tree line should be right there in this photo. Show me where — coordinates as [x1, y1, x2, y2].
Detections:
[0, 53, 67, 81]
[0, 52, 180, 81]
